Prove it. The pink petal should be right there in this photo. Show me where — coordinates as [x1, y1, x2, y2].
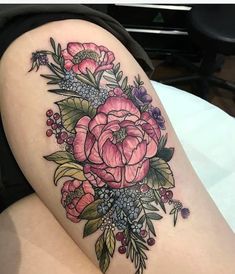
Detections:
[141, 123, 159, 143]
[74, 116, 91, 161]
[98, 97, 140, 119]
[134, 159, 150, 182]
[64, 60, 74, 71]
[107, 111, 139, 123]
[71, 197, 80, 206]
[78, 59, 98, 74]
[61, 49, 73, 60]
[113, 88, 123, 96]
[61, 180, 73, 193]
[126, 125, 144, 139]
[116, 143, 127, 164]
[102, 120, 120, 132]
[95, 64, 114, 73]
[67, 42, 84, 56]
[119, 120, 135, 127]
[66, 205, 79, 218]
[66, 213, 80, 223]
[86, 163, 121, 183]
[102, 139, 123, 167]
[69, 181, 79, 192]
[82, 181, 95, 195]
[122, 136, 139, 163]
[141, 112, 161, 140]
[89, 113, 107, 139]
[98, 129, 113, 155]
[144, 133, 158, 158]
[85, 132, 96, 159]
[76, 194, 94, 213]
[106, 166, 122, 183]
[101, 51, 115, 65]
[61, 192, 68, 206]
[128, 141, 147, 165]
[99, 45, 109, 52]
[125, 159, 149, 183]
[125, 164, 138, 183]
[83, 43, 101, 55]
[72, 64, 80, 74]
[84, 164, 105, 187]
[123, 137, 147, 165]
[72, 180, 83, 189]
[88, 142, 103, 164]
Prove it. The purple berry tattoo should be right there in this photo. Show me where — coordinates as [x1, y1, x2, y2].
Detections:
[30, 37, 190, 274]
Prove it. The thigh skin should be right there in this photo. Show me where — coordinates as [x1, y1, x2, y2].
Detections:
[0, 194, 101, 274]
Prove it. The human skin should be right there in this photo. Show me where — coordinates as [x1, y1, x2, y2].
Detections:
[0, 19, 235, 274]
[0, 194, 101, 274]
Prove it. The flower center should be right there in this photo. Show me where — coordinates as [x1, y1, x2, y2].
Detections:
[73, 50, 99, 64]
[113, 128, 127, 143]
[64, 188, 84, 206]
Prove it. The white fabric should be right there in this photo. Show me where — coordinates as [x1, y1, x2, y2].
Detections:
[151, 81, 235, 232]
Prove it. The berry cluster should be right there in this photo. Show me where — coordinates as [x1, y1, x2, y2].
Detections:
[45, 109, 74, 147]
[59, 71, 109, 107]
[116, 229, 156, 255]
[159, 188, 173, 203]
[159, 187, 190, 219]
[116, 232, 128, 254]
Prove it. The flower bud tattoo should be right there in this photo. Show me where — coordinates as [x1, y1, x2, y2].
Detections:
[29, 38, 190, 274]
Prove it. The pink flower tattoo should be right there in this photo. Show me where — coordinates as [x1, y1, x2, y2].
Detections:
[29, 38, 190, 274]
[62, 42, 115, 75]
[73, 95, 160, 188]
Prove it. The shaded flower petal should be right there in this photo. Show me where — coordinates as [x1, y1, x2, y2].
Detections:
[83, 43, 101, 55]
[102, 139, 123, 167]
[125, 159, 149, 183]
[64, 60, 74, 71]
[101, 51, 115, 65]
[88, 142, 103, 164]
[95, 63, 113, 73]
[77, 59, 98, 74]
[67, 42, 84, 56]
[74, 116, 91, 161]
[89, 113, 107, 139]
[76, 193, 94, 213]
[82, 181, 95, 196]
[72, 64, 80, 74]
[140, 112, 161, 141]
[98, 96, 140, 119]
[85, 132, 96, 159]
[62, 49, 73, 60]
[66, 212, 80, 223]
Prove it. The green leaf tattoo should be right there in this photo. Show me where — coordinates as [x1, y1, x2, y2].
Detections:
[56, 97, 96, 133]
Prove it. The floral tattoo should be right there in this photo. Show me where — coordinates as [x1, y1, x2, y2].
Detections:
[29, 38, 190, 274]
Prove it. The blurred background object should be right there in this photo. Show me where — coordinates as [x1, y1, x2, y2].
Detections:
[102, 3, 235, 116]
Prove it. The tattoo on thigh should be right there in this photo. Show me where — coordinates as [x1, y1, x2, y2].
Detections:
[29, 38, 190, 274]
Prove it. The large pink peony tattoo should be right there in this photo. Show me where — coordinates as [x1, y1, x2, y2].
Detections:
[29, 38, 190, 274]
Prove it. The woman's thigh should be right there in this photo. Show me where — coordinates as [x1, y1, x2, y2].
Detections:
[0, 19, 235, 274]
[0, 193, 101, 274]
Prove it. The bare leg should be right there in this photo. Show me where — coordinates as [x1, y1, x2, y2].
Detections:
[0, 194, 101, 274]
[0, 19, 234, 274]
